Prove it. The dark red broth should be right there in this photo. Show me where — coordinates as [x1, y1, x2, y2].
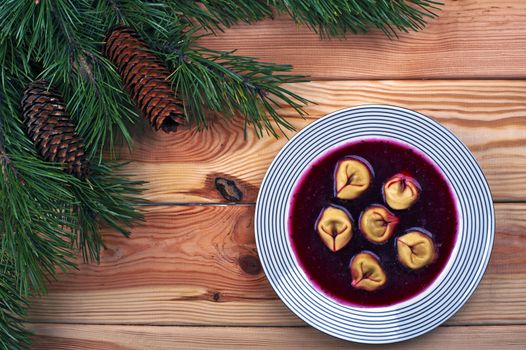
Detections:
[289, 139, 458, 307]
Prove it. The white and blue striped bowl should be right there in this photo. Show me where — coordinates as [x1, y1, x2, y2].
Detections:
[255, 105, 494, 343]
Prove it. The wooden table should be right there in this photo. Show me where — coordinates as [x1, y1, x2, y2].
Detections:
[28, 1, 526, 349]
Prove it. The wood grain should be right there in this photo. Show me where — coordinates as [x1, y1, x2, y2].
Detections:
[119, 80, 526, 203]
[27, 203, 526, 326]
[197, 1, 526, 80]
[28, 324, 526, 350]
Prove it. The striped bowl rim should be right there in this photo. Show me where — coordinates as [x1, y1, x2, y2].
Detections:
[255, 105, 494, 344]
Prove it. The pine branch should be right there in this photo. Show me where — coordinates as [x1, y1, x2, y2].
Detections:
[0, 7, 145, 346]
[0, 259, 30, 350]
[164, 0, 441, 37]
[170, 0, 273, 31]
[170, 49, 309, 137]
[154, 30, 310, 137]
[60, 54, 139, 161]
[70, 161, 145, 263]
[0, 76, 77, 296]
[270, 0, 442, 37]
[94, 0, 184, 37]
[0, 154, 77, 294]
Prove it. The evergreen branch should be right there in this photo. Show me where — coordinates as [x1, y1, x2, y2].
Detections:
[59, 54, 139, 161]
[0, 259, 30, 350]
[96, 5, 309, 137]
[160, 0, 441, 37]
[269, 0, 442, 37]
[94, 0, 183, 37]
[0, 12, 145, 346]
[70, 161, 145, 263]
[170, 0, 273, 32]
[160, 33, 310, 137]
[0, 74, 77, 296]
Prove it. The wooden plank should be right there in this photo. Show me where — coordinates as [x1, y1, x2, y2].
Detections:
[119, 80, 526, 203]
[28, 203, 526, 326]
[27, 324, 526, 350]
[197, 1, 526, 80]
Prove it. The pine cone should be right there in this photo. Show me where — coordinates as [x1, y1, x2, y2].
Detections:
[104, 26, 185, 133]
[21, 80, 89, 179]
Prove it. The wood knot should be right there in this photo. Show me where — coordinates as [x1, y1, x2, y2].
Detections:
[238, 255, 262, 275]
[214, 177, 243, 202]
[212, 292, 221, 302]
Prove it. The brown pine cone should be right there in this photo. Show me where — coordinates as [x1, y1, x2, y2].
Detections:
[21, 80, 89, 179]
[104, 26, 185, 133]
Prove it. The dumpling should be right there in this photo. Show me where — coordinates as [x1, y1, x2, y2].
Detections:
[316, 206, 353, 252]
[334, 157, 373, 200]
[359, 205, 399, 244]
[397, 230, 436, 270]
[383, 173, 421, 210]
[350, 252, 386, 291]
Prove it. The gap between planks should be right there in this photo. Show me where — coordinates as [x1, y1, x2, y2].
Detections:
[25, 321, 526, 328]
[25, 322, 526, 328]
[27, 323, 526, 350]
